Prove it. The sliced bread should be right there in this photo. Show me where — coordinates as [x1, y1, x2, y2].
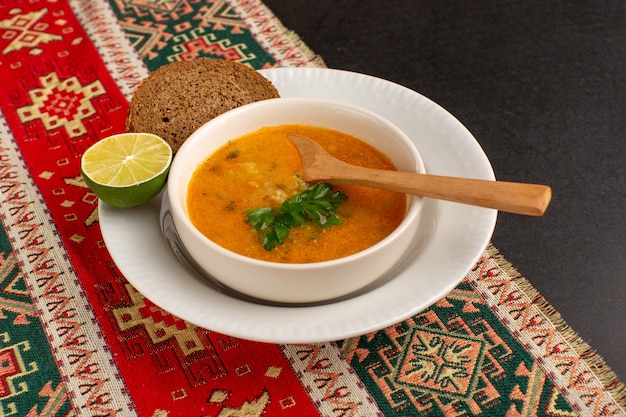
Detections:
[126, 58, 280, 152]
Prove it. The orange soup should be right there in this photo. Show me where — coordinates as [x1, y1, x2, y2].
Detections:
[186, 124, 406, 263]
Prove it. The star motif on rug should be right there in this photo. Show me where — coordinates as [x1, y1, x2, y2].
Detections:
[394, 327, 486, 399]
[17, 72, 105, 138]
[0, 8, 63, 55]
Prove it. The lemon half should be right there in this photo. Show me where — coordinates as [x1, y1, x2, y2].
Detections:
[81, 133, 173, 208]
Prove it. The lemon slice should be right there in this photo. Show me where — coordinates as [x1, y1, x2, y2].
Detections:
[81, 133, 172, 208]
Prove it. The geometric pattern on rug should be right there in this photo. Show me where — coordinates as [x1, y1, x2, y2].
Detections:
[338, 280, 576, 416]
[393, 326, 487, 399]
[467, 252, 625, 416]
[0, 215, 74, 417]
[107, 0, 276, 69]
[17, 73, 106, 139]
[282, 343, 385, 417]
[111, 284, 229, 386]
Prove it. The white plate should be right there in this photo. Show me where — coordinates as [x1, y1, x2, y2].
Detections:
[99, 67, 497, 343]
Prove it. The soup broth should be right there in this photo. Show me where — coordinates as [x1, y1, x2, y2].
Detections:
[186, 124, 406, 263]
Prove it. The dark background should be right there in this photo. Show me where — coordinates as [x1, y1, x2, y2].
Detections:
[263, 0, 625, 380]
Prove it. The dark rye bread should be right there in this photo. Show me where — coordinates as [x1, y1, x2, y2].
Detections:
[126, 59, 280, 152]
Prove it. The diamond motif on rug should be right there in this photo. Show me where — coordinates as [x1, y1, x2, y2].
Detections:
[0, 8, 62, 55]
[17, 72, 105, 138]
[394, 327, 486, 399]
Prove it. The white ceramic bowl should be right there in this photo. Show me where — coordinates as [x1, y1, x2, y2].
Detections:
[167, 97, 425, 303]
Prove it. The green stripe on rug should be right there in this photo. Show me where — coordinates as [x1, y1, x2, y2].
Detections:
[107, 0, 277, 69]
[0, 220, 73, 416]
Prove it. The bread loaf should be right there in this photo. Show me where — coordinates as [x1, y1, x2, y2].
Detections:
[127, 58, 280, 152]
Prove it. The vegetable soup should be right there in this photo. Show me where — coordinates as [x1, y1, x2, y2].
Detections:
[186, 124, 406, 263]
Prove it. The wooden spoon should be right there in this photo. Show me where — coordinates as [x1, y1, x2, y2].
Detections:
[288, 135, 551, 216]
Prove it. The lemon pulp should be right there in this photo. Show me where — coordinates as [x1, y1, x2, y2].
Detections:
[81, 133, 172, 208]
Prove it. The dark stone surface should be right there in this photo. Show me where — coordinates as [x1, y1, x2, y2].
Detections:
[263, 0, 626, 380]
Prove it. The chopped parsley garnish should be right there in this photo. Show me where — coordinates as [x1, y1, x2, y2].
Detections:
[244, 182, 348, 251]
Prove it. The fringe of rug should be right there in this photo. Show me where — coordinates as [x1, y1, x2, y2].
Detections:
[230, 0, 327, 68]
[486, 243, 626, 408]
[281, 29, 327, 68]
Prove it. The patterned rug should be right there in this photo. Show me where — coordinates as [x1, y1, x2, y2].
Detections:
[0, 0, 624, 416]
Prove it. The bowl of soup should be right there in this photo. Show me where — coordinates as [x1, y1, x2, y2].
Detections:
[166, 97, 425, 303]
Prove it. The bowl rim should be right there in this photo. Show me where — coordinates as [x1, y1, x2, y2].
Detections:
[168, 96, 425, 269]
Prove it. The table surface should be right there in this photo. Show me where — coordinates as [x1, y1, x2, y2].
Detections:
[263, 0, 625, 380]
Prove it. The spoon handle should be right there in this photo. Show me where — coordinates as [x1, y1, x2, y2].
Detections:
[327, 165, 552, 216]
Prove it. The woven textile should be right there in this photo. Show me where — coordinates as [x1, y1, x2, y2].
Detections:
[0, 0, 624, 416]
